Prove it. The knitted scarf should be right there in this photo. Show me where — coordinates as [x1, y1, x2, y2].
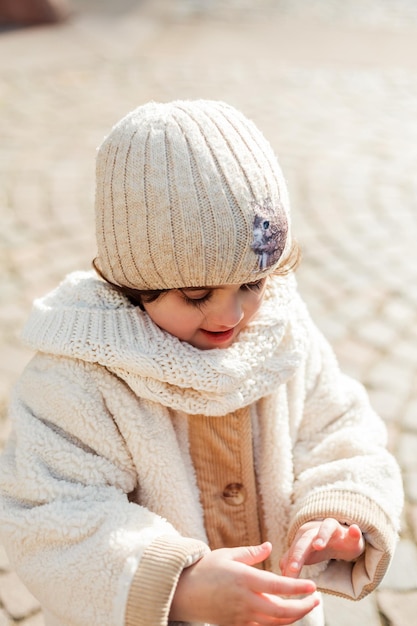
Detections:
[21, 271, 307, 416]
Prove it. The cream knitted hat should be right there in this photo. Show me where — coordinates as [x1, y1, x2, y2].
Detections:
[94, 100, 291, 290]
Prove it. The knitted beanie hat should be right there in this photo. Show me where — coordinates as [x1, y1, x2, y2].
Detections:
[94, 100, 291, 290]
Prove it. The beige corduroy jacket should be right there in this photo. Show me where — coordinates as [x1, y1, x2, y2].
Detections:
[0, 272, 403, 626]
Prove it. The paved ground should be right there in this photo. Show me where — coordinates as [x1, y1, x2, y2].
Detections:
[0, 1, 417, 624]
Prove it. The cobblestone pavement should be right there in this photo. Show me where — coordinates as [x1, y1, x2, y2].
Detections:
[1, 1, 417, 624]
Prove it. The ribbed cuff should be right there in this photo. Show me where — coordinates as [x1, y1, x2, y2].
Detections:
[125, 535, 209, 626]
[288, 489, 397, 599]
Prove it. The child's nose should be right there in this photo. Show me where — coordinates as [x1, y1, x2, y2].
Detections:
[211, 294, 244, 328]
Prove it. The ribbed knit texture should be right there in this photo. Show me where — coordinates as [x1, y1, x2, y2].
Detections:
[125, 536, 209, 626]
[94, 100, 291, 290]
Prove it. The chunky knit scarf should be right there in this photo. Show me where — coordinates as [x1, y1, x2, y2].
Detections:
[21, 271, 307, 416]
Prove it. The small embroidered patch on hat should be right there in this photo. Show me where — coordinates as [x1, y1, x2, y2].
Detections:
[251, 198, 288, 270]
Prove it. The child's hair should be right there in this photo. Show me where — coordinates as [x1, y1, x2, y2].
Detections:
[92, 239, 301, 309]
[93, 99, 295, 297]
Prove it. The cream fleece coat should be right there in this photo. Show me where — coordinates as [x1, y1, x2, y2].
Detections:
[0, 271, 403, 626]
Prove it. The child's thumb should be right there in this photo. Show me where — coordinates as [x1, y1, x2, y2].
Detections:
[231, 542, 272, 566]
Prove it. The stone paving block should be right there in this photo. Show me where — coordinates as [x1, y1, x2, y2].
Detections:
[366, 388, 404, 424]
[410, 505, 417, 542]
[403, 398, 417, 431]
[9, 244, 48, 274]
[332, 336, 378, 381]
[44, 235, 93, 269]
[0, 391, 14, 420]
[315, 317, 347, 343]
[366, 357, 416, 399]
[379, 539, 417, 591]
[323, 592, 381, 626]
[397, 432, 417, 470]
[0, 302, 28, 335]
[383, 422, 401, 455]
[337, 296, 376, 326]
[0, 609, 10, 626]
[0, 344, 33, 382]
[391, 339, 417, 370]
[377, 589, 417, 626]
[406, 284, 417, 308]
[403, 470, 417, 504]
[10, 178, 47, 225]
[0, 277, 23, 307]
[357, 318, 398, 352]
[383, 297, 417, 327]
[0, 572, 40, 621]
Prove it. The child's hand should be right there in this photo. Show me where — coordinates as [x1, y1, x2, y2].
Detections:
[170, 542, 320, 625]
[280, 518, 365, 578]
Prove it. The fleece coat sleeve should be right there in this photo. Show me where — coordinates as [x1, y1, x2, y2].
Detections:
[0, 354, 209, 626]
[288, 325, 403, 600]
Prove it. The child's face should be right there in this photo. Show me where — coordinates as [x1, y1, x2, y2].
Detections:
[142, 278, 268, 350]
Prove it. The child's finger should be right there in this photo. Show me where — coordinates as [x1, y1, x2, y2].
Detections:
[347, 523, 363, 540]
[346, 524, 365, 557]
[230, 542, 273, 567]
[279, 537, 315, 577]
[251, 591, 320, 625]
[246, 566, 316, 596]
[311, 517, 341, 550]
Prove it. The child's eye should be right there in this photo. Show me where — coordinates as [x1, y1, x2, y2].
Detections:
[180, 289, 213, 308]
[241, 279, 265, 292]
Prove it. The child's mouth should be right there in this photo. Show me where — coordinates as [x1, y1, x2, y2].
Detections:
[200, 328, 235, 344]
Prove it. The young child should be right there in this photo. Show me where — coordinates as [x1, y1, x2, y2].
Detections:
[0, 100, 403, 626]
